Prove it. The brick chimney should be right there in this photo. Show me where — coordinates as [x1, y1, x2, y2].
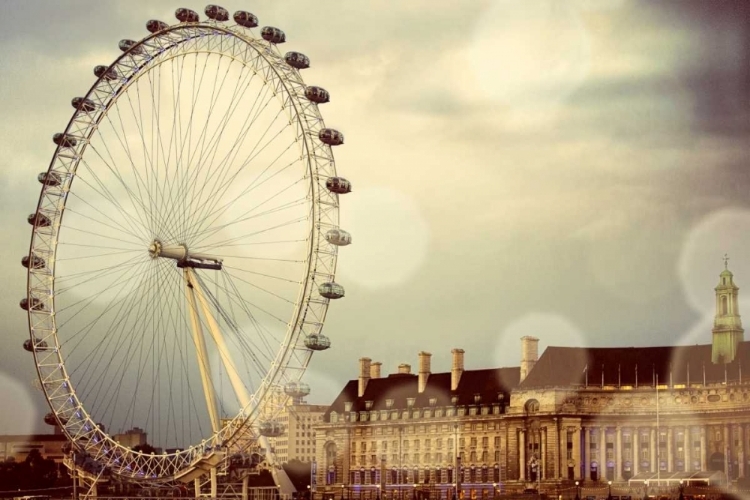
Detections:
[370, 362, 382, 379]
[358, 357, 371, 397]
[519, 336, 539, 383]
[418, 351, 432, 393]
[398, 363, 412, 374]
[451, 348, 464, 391]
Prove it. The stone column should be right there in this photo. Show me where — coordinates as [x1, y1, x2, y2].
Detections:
[600, 427, 607, 480]
[519, 429, 526, 481]
[541, 428, 547, 480]
[573, 427, 582, 480]
[650, 427, 656, 473]
[616, 427, 623, 481]
[683, 426, 690, 471]
[739, 424, 746, 478]
[667, 427, 674, 473]
[724, 424, 730, 479]
[559, 422, 567, 480]
[700, 427, 707, 471]
[633, 429, 639, 477]
[583, 426, 590, 480]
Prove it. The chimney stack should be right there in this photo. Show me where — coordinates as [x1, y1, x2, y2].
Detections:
[370, 362, 382, 379]
[358, 357, 371, 397]
[418, 351, 432, 393]
[398, 363, 412, 374]
[451, 348, 465, 391]
[519, 336, 539, 383]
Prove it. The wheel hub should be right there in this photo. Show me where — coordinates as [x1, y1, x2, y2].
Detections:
[148, 240, 223, 270]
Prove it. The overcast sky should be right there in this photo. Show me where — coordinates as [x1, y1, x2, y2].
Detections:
[0, 0, 749, 435]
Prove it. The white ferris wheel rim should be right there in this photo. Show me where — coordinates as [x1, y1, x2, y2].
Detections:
[24, 20, 341, 482]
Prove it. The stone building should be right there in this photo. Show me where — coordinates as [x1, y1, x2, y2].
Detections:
[313, 265, 750, 496]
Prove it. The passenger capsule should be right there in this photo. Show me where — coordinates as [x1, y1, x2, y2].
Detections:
[20, 297, 45, 312]
[118, 39, 142, 55]
[304, 333, 331, 351]
[28, 212, 52, 228]
[305, 86, 329, 104]
[72, 97, 97, 113]
[283, 381, 311, 399]
[285, 52, 310, 70]
[146, 19, 169, 33]
[175, 8, 200, 23]
[38, 171, 62, 187]
[233, 11, 258, 28]
[44, 412, 59, 426]
[205, 5, 229, 21]
[325, 177, 352, 194]
[94, 65, 118, 81]
[258, 420, 284, 437]
[53, 133, 77, 148]
[23, 338, 47, 352]
[22, 254, 46, 270]
[318, 128, 344, 146]
[319, 282, 345, 299]
[325, 228, 352, 246]
[261, 26, 286, 44]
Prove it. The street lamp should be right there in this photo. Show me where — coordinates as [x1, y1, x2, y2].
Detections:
[342, 484, 346, 500]
[493, 483, 498, 499]
[575, 481, 580, 500]
[377, 485, 381, 500]
[678, 480, 684, 500]
[643, 481, 649, 500]
[413, 484, 418, 500]
[607, 481, 612, 500]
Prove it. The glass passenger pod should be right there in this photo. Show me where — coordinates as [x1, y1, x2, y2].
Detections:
[319, 282, 344, 299]
[44, 412, 63, 426]
[53, 133, 77, 148]
[118, 39, 143, 55]
[283, 381, 311, 398]
[233, 11, 258, 28]
[305, 86, 330, 104]
[23, 338, 48, 352]
[325, 176, 352, 194]
[261, 26, 286, 44]
[94, 65, 118, 81]
[205, 5, 229, 21]
[285, 52, 310, 70]
[146, 19, 169, 33]
[28, 212, 52, 227]
[319, 128, 344, 146]
[20, 297, 45, 312]
[304, 333, 331, 351]
[38, 171, 62, 187]
[325, 228, 352, 246]
[258, 420, 284, 437]
[22, 253, 46, 270]
[175, 8, 200, 23]
[71, 97, 96, 113]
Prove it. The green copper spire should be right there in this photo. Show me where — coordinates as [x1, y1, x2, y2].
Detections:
[712, 255, 744, 364]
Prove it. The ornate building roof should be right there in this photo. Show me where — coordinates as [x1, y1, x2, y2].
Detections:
[518, 341, 750, 389]
[324, 367, 520, 418]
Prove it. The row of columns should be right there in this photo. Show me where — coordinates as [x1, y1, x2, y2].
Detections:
[517, 422, 749, 482]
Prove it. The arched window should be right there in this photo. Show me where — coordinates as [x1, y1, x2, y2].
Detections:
[325, 442, 337, 484]
[524, 399, 540, 414]
[722, 295, 728, 315]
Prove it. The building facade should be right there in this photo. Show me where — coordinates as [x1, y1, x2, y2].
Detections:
[273, 401, 327, 464]
[314, 266, 750, 495]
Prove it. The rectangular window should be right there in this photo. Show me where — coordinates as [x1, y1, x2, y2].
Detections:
[494, 436, 501, 447]
[482, 437, 489, 448]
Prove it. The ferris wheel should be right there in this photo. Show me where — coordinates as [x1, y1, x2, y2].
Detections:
[22, 5, 351, 482]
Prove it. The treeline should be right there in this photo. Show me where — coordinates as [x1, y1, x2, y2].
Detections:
[0, 449, 69, 493]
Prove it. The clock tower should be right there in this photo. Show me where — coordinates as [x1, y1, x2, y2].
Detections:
[712, 255, 744, 364]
